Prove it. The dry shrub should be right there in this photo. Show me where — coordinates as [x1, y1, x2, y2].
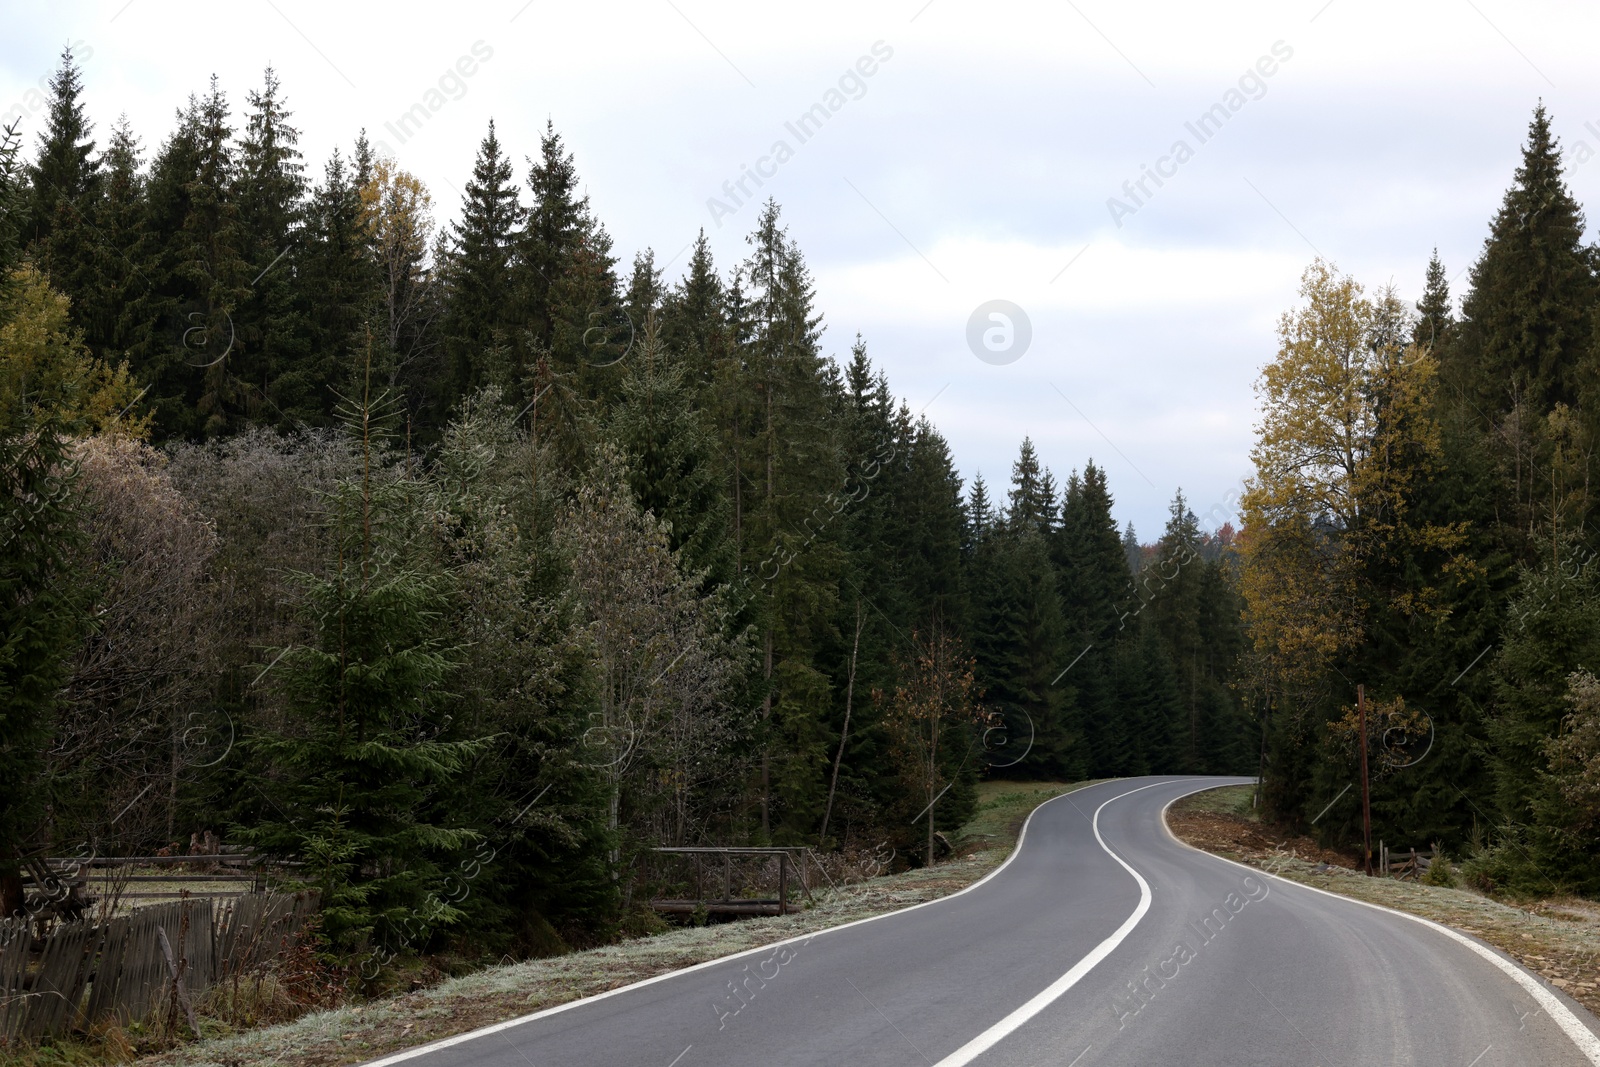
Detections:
[203, 915, 345, 1030]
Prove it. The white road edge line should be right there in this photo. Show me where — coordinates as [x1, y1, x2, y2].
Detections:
[357, 778, 1129, 1067]
[928, 778, 1208, 1067]
[1161, 784, 1600, 1067]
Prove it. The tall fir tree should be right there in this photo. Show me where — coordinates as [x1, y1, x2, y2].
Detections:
[295, 141, 377, 426]
[79, 117, 145, 362]
[736, 200, 842, 840]
[659, 230, 727, 392]
[1054, 462, 1133, 774]
[518, 120, 589, 357]
[442, 120, 521, 404]
[1413, 248, 1453, 350]
[1006, 436, 1054, 533]
[606, 314, 733, 587]
[235, 67, 310, 429]
[1146, 490, 1206, 768]
[1446, 104, 1595, 418]
[26, 45, 100, 320]
[242, 364, 485, 956]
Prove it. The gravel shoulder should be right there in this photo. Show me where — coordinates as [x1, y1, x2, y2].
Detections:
[1166, 783, 1600, 1019]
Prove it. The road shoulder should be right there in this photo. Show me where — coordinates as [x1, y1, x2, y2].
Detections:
[1165, 784, 1600, 1023]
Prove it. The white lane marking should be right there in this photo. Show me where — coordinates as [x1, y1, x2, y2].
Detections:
[1162, 786, 1600, 1067]
[928, 778, 1207, 1067]
[357, 779, 1135, 1067]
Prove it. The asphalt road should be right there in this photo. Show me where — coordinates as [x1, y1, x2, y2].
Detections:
[368, 776, 1600, 1067]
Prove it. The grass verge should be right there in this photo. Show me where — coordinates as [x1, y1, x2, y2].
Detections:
[1167, 783, 1600, 1018]
[2, 779, 1098, 1067]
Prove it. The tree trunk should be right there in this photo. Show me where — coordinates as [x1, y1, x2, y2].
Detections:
[927, 714, 939, 867]
[820, 603, 863, 846]
[608, 781, 621, 877]
[761, 630, 772, 839]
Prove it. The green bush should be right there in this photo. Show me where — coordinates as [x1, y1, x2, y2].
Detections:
[1423, 844, 1456, 887]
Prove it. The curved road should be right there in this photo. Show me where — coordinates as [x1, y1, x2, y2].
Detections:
[368, 776, 1600, 1067]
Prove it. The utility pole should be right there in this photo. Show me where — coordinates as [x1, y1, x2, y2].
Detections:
[1359, 684, 1372, 877]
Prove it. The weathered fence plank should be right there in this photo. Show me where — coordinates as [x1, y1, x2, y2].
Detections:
[0, 891, 316, 1046]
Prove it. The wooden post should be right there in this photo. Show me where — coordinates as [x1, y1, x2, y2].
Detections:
[779, 853, 787, 915]
[156, 926, 201, 1039]
[723, 854, 731, 903]
[1359, 685, 1372, 877]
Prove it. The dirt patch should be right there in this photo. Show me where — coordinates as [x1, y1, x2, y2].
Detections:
[1165, 808, 1359, 870]
[1167, 785, 1600, 1021]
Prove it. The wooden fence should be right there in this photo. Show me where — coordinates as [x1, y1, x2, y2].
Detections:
[23, 853, 291, 920]
[1378, 842, 1436, 880]
[0, 891, 318, 1045]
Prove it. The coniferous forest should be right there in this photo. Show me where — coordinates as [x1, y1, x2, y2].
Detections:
[10, 39, 1600, 994]
[0, 49, 1255, 960]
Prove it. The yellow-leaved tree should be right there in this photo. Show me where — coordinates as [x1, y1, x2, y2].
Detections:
[1239, 260, 1469, 698]
[359, 159, 439, 389]
[0, 261, 149, 438]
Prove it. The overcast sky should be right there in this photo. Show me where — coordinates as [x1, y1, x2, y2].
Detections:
[4, 1, 1598, 537]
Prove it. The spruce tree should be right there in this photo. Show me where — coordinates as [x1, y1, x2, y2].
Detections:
[1057, 461, 1131, 644]
[26, 45, 100, 317]
[121, 102, 197, 439]
[1122, 521, 1141, 575]
[659, 230, 726, 391]
[0, 121, 28, 297]
[966, 472, 994, 549]
[235, 68, 310, 428]
[1413, 248, 1453, 350]
[130, 79, 252, 439]
[242, 365, 485, 958]
[1447, 104, 1596, 416]
[973, 523, 1074, 778]
[79, 117, 145, 361]
[0, 422, 84, 916]
[736, 200, 841, 839]
[294, 143, 375, 426]
[544, 218, 624, 407]
[624, 247, 663, 328]
[1146, 490, 1206, 768]
[606, 314, 733, 587]
[442, 120, 521, 403]
[518, 120, 589, 355]
[1006, 437, 1054, 532]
